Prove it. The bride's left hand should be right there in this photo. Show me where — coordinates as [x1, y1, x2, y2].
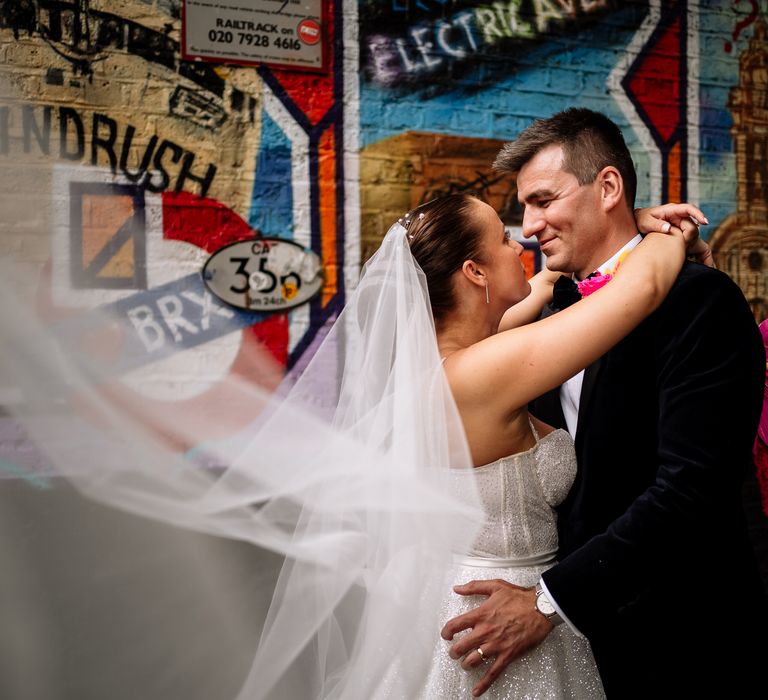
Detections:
[634, 202, 708, 233]
[634, 203, 715, 268]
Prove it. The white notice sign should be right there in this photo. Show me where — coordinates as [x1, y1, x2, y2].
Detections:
[183, 0, 324, 71]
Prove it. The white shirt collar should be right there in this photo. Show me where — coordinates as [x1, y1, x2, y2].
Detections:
[593, 233, 643, 278]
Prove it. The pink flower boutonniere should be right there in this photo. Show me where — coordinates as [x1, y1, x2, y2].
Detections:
[576, 273, 613, 297]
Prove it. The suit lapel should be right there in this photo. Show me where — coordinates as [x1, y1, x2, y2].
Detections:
[576, 356, 604, 435]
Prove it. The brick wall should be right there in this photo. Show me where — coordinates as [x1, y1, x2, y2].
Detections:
[0, 0, 766, 589]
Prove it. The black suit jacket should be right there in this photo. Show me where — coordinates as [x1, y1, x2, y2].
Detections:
[533, 263, 768, 698]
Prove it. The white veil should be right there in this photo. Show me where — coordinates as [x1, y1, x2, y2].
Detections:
[0, 197, 483, 700]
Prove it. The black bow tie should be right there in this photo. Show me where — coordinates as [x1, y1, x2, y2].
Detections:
[551, 271, 603, 310]
[551, 275, 582, 311]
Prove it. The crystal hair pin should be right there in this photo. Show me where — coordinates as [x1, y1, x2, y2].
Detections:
[400, 211, 424, 239]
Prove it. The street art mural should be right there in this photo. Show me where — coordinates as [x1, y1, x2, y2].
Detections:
[359, 0, 700, 269]
[361, 0, 619, 90]
[0, 6, 766, 674]
[710, 17, 768, 322]
[0, 1, 259, 213]
[358, 0, 767, 323]
[357, 0, 768, 571]
[0, 2, 767, 496]
[0, 0, 356, 470]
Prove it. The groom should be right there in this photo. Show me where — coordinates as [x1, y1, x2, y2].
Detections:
[441, 108, 768, 697]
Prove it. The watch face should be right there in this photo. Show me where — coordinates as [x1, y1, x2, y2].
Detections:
[536, 593, 556, 616]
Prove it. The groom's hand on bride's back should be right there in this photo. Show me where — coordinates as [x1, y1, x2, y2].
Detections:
[440, 579, 553, 696]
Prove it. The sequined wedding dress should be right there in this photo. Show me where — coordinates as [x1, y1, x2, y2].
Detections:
[419, 423, 605, 699]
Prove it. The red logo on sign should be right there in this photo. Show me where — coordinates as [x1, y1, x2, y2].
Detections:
[297, 19, 321, 45]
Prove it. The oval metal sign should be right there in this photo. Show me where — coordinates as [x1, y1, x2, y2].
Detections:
[202, 238, 323, 312]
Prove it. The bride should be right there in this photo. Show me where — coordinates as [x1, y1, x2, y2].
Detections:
[0, 192, 706, 699]
[374, 194, 702, 698]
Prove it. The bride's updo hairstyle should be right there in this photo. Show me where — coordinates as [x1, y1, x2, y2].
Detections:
[403, 194, 488, 323]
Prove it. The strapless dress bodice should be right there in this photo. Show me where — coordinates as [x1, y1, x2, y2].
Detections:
[415, 427, 605, 699]
[451, 428, 577, 561]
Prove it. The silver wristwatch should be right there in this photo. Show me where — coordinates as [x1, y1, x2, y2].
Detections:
[534, 583, 564, 626]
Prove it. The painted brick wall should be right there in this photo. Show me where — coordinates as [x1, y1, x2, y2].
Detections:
[0, 0, 765, 419]
[0, 0, 766, 586]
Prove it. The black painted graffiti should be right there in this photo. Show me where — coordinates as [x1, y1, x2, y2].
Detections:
[70, 181, 148, 290]
[419, 170, 521, 222]
[0, 102, 217, 198]
[0, 0, 255, 121]
[419, 169, 504, 202]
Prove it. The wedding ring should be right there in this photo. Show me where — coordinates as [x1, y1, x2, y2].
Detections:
[477, 647, 487, 662]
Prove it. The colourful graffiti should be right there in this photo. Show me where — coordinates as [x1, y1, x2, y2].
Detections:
[0, 0, 354, 433]
[725, 0, 759, 53]
[710, 18, 768, 322]
[356, 0, 768, 599]
[359, 131, 521, 262]
[252, 0, 353, 366]
[361, 0, 619, 87]
[618, 1, 689, 203]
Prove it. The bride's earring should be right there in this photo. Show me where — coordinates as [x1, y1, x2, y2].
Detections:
[485, 282, 490, 304]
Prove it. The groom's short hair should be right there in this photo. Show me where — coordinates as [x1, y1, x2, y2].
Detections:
[494, 108, 637, 209]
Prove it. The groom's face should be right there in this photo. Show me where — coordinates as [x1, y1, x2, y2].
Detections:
[517, 145, 605, 278]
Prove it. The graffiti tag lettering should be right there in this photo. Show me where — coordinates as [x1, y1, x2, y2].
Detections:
[364, 0, 612, 86]
[0, 103, 217, 198]
[52, 272, 261, 373]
